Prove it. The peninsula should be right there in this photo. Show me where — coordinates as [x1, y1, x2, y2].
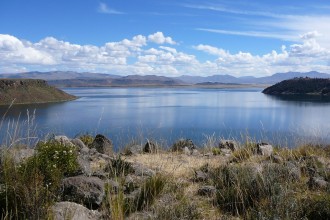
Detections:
[262, 77, 330, 96]
[0, 79, 76, 105]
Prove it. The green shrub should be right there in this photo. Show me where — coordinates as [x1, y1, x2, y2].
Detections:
[0, 141, 79, 219]
[78, 134, 94, 147]
[34, 141, 79, 189]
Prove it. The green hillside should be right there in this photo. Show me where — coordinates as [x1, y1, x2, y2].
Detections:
[0, 79, 77, 105]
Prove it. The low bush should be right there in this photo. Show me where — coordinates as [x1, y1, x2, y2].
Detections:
[0, 141, 79, 219]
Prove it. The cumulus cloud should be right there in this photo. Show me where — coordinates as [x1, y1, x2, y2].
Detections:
[0, 34, 55, 65]
[0, 32, 329, 76]
[194, 31, 330, 76]
[148, 32, 176, 45]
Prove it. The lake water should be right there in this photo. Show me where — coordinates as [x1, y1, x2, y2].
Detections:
[1, 87, 330, 148]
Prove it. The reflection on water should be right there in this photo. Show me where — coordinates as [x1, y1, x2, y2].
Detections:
[264, 94, 330, 104]
[1, 87, 330, 148]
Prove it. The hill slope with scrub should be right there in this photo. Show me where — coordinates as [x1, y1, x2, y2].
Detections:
[0, 79, 76, 105]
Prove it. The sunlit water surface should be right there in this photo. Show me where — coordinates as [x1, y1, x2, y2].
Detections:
[1, 87, 330, 148]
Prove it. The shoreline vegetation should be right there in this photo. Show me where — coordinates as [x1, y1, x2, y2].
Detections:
[0, 132, 329, 219]
[263, 78, 330, 96]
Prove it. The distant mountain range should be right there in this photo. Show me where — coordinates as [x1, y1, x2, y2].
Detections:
[175, 71, 330, 84]
[0, 71, 329, 87]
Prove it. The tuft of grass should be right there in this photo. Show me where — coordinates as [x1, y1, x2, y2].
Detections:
[231, 143, 257, 162]
[126, 174, 166, 214]
[210, 162, 305, 218]
[106, 156, 135, 178]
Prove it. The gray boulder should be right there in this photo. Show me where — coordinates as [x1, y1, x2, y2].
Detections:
[90, 134, 113, 155]
[54, 135, 74, 147]
[257, 143, 273, 156]
[219, 140, 238, 152]
[77, 153, 92, 176]
[51, 202, 101, 220]
[71, 138, 87, 150]
[61, 176, 105, 209]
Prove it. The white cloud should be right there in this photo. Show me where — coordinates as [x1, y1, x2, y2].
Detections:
[194, 31, 330, 76]
[148, 32, 176, 45]
[97, 2, 123, 14]
[196, 28, 297, 41]
[194, 44, 229, 57]
[0, 32, 329, 77]
[0, 34, 55, 65]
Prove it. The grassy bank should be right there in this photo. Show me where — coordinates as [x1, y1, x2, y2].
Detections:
[0, 132, 329, 219]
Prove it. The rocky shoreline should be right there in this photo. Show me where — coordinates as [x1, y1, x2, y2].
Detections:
[1, 134, 330, 219]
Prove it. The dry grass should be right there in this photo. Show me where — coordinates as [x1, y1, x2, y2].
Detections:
[123, 152, 228, 179]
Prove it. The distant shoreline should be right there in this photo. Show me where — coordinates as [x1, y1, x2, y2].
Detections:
[57, 83, 269, 89]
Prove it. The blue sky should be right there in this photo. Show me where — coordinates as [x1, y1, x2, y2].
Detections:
[1, 0, 330, 77]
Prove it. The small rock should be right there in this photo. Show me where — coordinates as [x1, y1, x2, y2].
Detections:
[143, 140, 158, 153]
[271, 155, 283, 163]
[52, 202, 102, 220]
[54, 135, 74, 147]
[195, 170, 208, 182]
[61, 176, 105, 209]
[219, 140, 238, 152]
[133, 164, 156, 177]
[198, 185, 216, 196]
[71, 138, 87, 150]
[183, 147, 191, 155]
[77, 154, 92, 176]
[90, 134, 113, 155]
[192, 149, 200, 156]
[220, 148, 232, 155]
[286, 162, 301, 181]
[257, 143, 273, 156]
[308, 177, 329, 189]
[125, 145, 143, 155]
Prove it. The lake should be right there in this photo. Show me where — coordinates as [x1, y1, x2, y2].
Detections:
[1, 87, 330, 148]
